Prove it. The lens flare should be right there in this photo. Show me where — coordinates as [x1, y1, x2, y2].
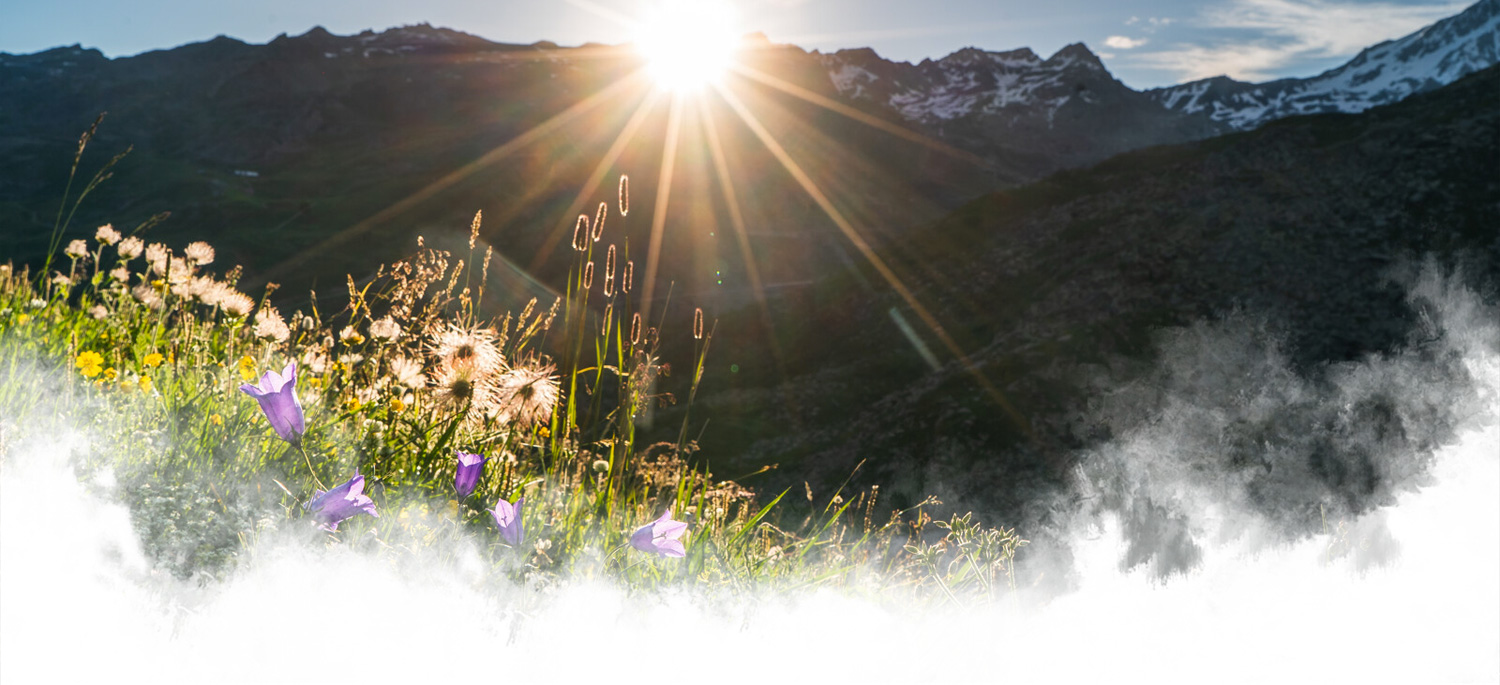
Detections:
[634, 0, 740, 91]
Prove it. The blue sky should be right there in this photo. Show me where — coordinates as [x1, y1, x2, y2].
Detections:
[0, 0, 1472, 88]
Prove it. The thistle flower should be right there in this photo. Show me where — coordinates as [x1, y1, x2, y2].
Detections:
[454, 451, 488, 499]
[95, 224, 121, 245]
[220, 290, 255, 317]
[389, 356, 426, 389]
[430, 324, 503, 376]
[65, 240, 89, 259]
[184, 241, 215, 266]
[254, 307, 291, 343]
[495, 362, 559, 426]
[239, 361, 306, 444]
[117, 236, 144, 260]
[369, 316, 401, 342]
[306, 472, 379, 532]
[489, 496, 524, 546]
[630, 509, 687, 557]
[431, 363, 498, 423]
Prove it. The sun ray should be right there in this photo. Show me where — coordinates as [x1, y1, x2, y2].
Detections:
[729, 64, 994, 169]
[696, 95, 803, 422]
[638, 91, 686, 325]
[527, 87, 664, 272]
[252, 72, 646, 287]
[712, 82, 1033, 435]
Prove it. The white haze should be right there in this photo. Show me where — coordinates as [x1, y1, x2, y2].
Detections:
[2, 268, 1497, 684]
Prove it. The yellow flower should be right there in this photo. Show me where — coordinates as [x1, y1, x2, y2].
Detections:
[306, 376, 323, 389]
[76, 351, 104, 378]
[143, 352, 165, 368]
[138, 376, 154, 393]
[103, 367, 118, 381]
[389, 398, 406, 413]
[537, 426, 551, 439]
[237, 355, 257, 381]
[210, 413, 224, 426]
[15, 314, 30, 325]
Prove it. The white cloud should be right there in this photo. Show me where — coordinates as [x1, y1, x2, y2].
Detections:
[1130, 0, 1468, 82]
[1104, 35, 1149, 49]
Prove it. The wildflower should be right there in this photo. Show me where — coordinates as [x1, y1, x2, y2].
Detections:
[630, 509, 687, 558]
[138, 375, 153, 393]
[109, 267, 130, 283]
[431, 363, 498, 422]
[389, 398, 405, 413]
[236, 355, 257, 381]
[254, 307, 290, 343]
[220, 291, 254, 317]
[184, 241, 215, 266]
[103, 367, 118, 382]
[132, 284, 164, 310]
[16, 314, 29, 325]
[144, 352, 165, 368]
[454, 451, 488, 499]
[494, 362, 560, 426]
[51, 273, 72, 287]
[389, 356, 425, 389]
[95, 224, 121, 245]
[239, 361, 306, 444]
[301, 348, 330, 375]
[76, 351, 104, 378]
[369, 316, 401, 342]
[117, 237, 144, 260]
[144, 243, 169, 273]
[65, 240, 89, 259]
[339, 325, 365, 346]
[88, 305, 108, 320]
[430, 324, 503, 375]
[305, 472, 379, 532]
[488, 496, 524, 546]
[210, 413, 224, 426]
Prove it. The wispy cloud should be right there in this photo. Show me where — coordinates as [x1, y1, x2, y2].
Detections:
[1131, 0, 1468, 82]
[1105, 35, 1149, 49]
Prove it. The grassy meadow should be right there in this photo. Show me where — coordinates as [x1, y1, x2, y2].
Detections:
[0, 141, 1026, 602]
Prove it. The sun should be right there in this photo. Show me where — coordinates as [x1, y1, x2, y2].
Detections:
[634, 0, 741, 91]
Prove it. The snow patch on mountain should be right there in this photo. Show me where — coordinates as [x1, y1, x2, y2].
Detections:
[1149, 0, 1498, 130]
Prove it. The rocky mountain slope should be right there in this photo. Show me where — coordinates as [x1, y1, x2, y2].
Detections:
[1147, 0, 1499, 130]
[682, 65, 1500, 528]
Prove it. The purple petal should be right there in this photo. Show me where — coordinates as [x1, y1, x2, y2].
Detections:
[654, 519, 689, 541]
[655, 539, 686, 557]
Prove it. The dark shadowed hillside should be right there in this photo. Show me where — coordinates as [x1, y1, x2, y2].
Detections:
[676, 65, 1500, 525]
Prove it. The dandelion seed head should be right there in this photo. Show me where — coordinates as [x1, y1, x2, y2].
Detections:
[495, 361, 560, 427]
[88, 305, 108, 320]
[431, 324, 503, 376]
[389, 356, 426, 389]
[109, 267, 130, 284]
[370, 316, 402, 342]
[253, 307, 291, 343]
[64, 240, 89, 259]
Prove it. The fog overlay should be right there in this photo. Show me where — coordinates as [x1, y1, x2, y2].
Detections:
[2, 262, 1496, 683]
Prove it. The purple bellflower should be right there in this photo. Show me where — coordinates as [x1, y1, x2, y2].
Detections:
[489, 496, 524, 546]
[306, 472, 379, 532]
[239, 361, 306, 444]
[630, 509, 688, 558]
[454, 451, 488, 499]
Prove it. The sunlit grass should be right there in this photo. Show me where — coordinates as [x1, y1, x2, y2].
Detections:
[0, 124, 1026, 602]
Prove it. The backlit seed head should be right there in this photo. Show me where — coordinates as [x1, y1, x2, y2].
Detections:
[592, 202, 607, 242]
[623, 261, 633, 293]
[583, 262, 594, 290]
[618, 175, 630, 217]
[693, 308, 704, 340]
[572, 215, 590, 251]
[630, 312, 642, 346]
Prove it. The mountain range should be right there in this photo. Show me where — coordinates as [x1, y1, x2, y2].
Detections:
[2, 2, 1497, 522]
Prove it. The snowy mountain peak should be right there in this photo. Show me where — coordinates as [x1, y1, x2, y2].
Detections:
[1148, 0, 1499, 130]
